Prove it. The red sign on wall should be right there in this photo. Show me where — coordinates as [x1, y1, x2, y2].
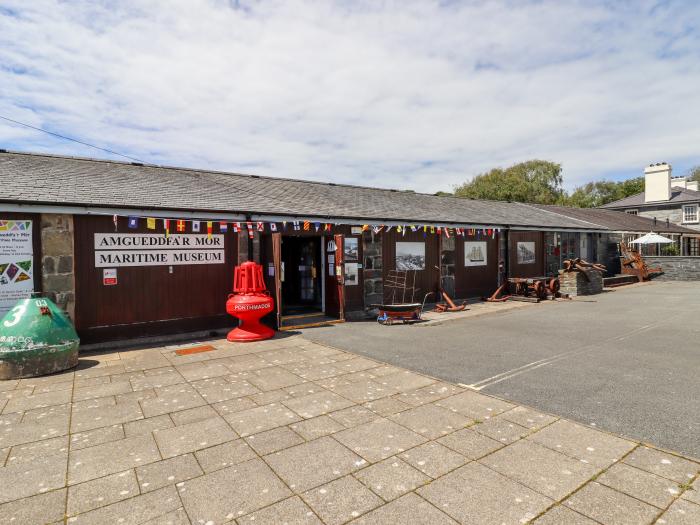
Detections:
[103, 268, 117, 286]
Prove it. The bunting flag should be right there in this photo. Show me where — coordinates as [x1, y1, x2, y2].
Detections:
[372, 225, 381, 234]
[128, 216, 138, 229]
[293, 221, 300, 231]
[402, 225, 406, 237]
[437, 227, 442, 236]
[113, 214, 119, 232]
[444, 227, 451, 238]
[147, 217, 156, 230]
[385, 225, 392, 232]
[430, 226, 435, 234]
[270, 222, 277, 232]
[233, 222, 240, 233]
[325, 223, 332, 232]
[410, 225, 417, 232]
[219, 221, 228, 233]
[396, 225, 402, 233]
[176, 220, 186, 232]
[314, 222, 320, 232]
[283, 221, 287, 230]
[206, 221, 213, 239]
[362, 224, 369, 232]
[257, 222, 265, 232]
[247, 222, 254, 238]
[192, 220, 201, 232]
[303, 221, 310, 231]
[163, 219, 170, 238]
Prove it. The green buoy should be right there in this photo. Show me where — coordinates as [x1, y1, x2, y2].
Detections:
[0, 296, 80, 380]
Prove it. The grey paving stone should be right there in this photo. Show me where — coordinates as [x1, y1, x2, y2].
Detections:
[362, 397, 411, 416]
[68, 434, 161, 485]
[140, 383, 207, 418]
[265, 436, 364, 492]
[17, 371, 73, 388]
[69, 485, 181, 525]
[0, 450, 66, 504]
[349, 492, 457, 525]
[73, 381, 133, 402]
[237, 496, 323, 525]
[191, 376, 259, 403]
[435, 390, 515, 420]
[355, 456, 430, 501]
[2, 388, 72, 413]
[4, 435, 68, 465]
[245, 366, 306, 391]
[70, 399, 144, 433]
[224, 403, 301, 437]
[290, 415, 345, 440]
[124, 414, 174, 437]
[399, 441, 468, 479]
[116, 387, 157, 404]
[330, 379, 399, 403]
[67, 469, 139, 516]
[681, 476, 700, 505]
[499, 405, 558, 430]
[533, 505, 598, 524]
[169, 404, 218, 426]
[211, 396, 258, 416]
[389, 404, 472, 439]
[563, 481, 659, 525]
[223, 354, 272, 373]
[71, 424, 125, 450]
[334, 418, 427, 463]
[283, 382, 329, 398]
[283, 390, 354, 419]
[175, 360, 231, 381]
[247, 388, 294, 406]
[141, 508, 191, 525]
[302, 475, 383, 525]
[328, 405, 380, 428]
[374, 370, 436, 392]
[597, 462, 682, 508]
[136, 453, 203, 493]
[473, 417, 530, 444]
[245, 426, 304, 455]
[130, 370, 184, 391]
[75, 362, 126, 380]
[480, 440, 599, 500]
[154, 415, 237, 458]
[0, 447, 7, 465]
[418, 462, 552, 524]
[178, 458, 291, 523]
[0, 410, 70, 448]
[436, 427, 504, 459]
[529, 419, 636, 468]
[0, 380, 19, 392]
[623, 446, 699, 483]
[195, 438, 257, 473]
[657, 499, 700, 525]
[0, 487, 66, 525]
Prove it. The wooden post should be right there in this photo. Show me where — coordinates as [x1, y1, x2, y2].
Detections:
[272, 232, 282, 329]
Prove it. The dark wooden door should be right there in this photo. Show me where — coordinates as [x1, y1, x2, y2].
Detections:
[509, 231, 545, 277]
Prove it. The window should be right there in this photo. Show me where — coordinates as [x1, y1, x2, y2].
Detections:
[625, 209, 638, 215]
[686, 238, 700, 256]
[682, 205, 699, 223]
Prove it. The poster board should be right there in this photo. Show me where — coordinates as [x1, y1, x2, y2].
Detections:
[0, 220, 34, 317]
[464, 241, 487, 267]
[517, 241, 537, 264]
[396, 242, 425, 270]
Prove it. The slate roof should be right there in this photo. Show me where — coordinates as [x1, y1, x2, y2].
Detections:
[599, 188, 700, 209]
[529, 204, 696, 234]
[0, 150, 604, 230]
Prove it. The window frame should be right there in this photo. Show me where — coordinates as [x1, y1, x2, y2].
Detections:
[682, 204, 699, 224]
[625, 209, 638, 215]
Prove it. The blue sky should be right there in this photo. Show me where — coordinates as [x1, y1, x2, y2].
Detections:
[1, 0, 699, 192]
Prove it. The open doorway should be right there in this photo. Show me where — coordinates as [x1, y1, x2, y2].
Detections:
[281, 236, 322, 315]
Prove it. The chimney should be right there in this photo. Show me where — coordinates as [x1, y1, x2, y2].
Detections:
[688, 181, 700, 192]
[644, 163, 672, 203]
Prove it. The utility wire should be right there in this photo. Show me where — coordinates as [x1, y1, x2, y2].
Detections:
[0, 114, 146, 163]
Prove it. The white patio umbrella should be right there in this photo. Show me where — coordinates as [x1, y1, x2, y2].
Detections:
[629, 232, 675, 244]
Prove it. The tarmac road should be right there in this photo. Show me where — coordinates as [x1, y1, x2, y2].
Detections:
[302, 281, 700, 459]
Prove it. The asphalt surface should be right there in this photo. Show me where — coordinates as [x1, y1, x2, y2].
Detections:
[301, 282, 700, 459]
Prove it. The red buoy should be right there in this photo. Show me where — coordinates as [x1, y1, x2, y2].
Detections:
[226, 262, 274, 342]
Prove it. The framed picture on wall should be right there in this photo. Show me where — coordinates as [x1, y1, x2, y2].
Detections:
[344, 262, 359, 285]
[344, 237, 359, 262]
[517, 241, 537, 264]
[464, 241, 487, 267]
[396, 242, 425, 270]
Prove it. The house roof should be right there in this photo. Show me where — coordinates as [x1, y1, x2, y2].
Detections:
[0, 150, 604, 230]
[529, 204, 696, 234]
[599, 187, 700, 209]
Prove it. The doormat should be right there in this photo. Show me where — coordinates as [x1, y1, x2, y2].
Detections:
[175, 344, 216, 356]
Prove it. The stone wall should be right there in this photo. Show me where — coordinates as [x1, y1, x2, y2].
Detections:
[558, 269, 603, 296]
[644, 256, 700, 281]
[41, 214, 76, 318]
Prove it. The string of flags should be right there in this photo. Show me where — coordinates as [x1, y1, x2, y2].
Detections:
[111, 214, 501, 239]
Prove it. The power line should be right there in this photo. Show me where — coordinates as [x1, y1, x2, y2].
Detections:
[0, 114, 146, 163]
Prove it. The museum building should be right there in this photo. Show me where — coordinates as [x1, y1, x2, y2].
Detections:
[0, 150, 695, 343]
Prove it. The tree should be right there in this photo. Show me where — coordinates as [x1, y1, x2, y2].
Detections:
[566, 177, 644, 208]
[453, 160, 565, 205]
[686, 166, 700, 183]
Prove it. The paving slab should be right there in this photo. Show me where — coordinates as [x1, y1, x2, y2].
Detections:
[436, 427, 504, 459]
[0, 488, 66, 525]
[169, 404, 219, 425]
[2, 388, 72, 413]
[388, 403, 472, 439]
[328, 405, 380, 428]
[194, 438, 257, 473]
[244, 366, 307, 391]
[70, 399, 144, 433]
[211, 396, 258, 416]
[301, 475, 383, 525]
[69, 485, 181, 525]
[362, 396, 412, 416]
[563, 481, 660, 525]
[354, 456, 430, 501]
[472, 416, 530, 444]
[4, 434, 68, 465]
[153, 415, 237, 458]
[597, 462, 682, 508]
[123, 414, 173, 437]
[374, 370, 436, 392]
[657, 499, 700, 525]
[139, 383, 207, 418]
[73, 381, 133, 402]
[681, 477, 700, 505]
[348, 492, 457, 524]
[329, 379, 399, 404]
[290, 415, 345, 440]
[237, 495, 323, 525]
[622, 445, 699, 483]
[0, 450, 66, 504]
[334, 417, 427, 463]
[245, 425, 305, 455]
[435, 390, 515, 420]
[283, 390, 354, 419]
[418, 461, 553, 524]
[499, 405, 558, 430]
[399, 441, 468, 479]
[225, 402, 302, 437]
[265, 436, 364, 492]
[71, 424, 125, 450]
[135, 453, 203, 492]
[191, 376, 259, 403]
[142, 508, 191, 525]
[533, 505, 598, 524]
[67, 469, 139, 516]
[178, 458, 291, 523]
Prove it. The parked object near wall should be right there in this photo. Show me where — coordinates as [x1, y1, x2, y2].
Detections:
[619, 243, 662, 282]
[226, 262, 274, 342]
[558, 269, 603, 296]
[0, 295, 79, 379]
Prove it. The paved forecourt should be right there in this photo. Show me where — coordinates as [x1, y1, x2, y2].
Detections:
[0, 333, 698, 524]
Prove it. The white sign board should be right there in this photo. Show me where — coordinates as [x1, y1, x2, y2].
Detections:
[464, 241, 488, 267]
[93, 234, 225, 268]
[0, 220, 34, 317]
[103, 268, 117, 285]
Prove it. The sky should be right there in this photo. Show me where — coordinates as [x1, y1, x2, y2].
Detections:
[1, 0, 699, 193]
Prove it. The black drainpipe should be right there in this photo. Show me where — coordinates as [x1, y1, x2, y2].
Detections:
[502, 228, 510, 281]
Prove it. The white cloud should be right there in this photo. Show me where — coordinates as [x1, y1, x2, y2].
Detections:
[1, 0, 699, 192]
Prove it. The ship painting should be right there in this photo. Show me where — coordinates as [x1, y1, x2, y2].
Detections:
[464, 241, 487, 266]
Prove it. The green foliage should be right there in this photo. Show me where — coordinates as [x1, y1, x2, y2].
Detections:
[453, 160, 565, 205]
[566, 177, 644, 208]
[661, 243, 680, 256]
[686, 166, 700, 183]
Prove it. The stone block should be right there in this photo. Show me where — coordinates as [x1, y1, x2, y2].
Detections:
[42, 229, 73, 255]
[563, 481, 659, 525]
[67, 469, 139, 516]
[355, 456, 430, 501]
[239, 496, 322, 525]
[350, 492, 457, 525]
[43, 272, 74, 293]
[42, 256, 55, 274]
[57, 255, 73, 273]
[334, 418, 426, 463]
[135, 453, 203, 493]
[399, 441, 468, 479]
[302, 475, 382, 525]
